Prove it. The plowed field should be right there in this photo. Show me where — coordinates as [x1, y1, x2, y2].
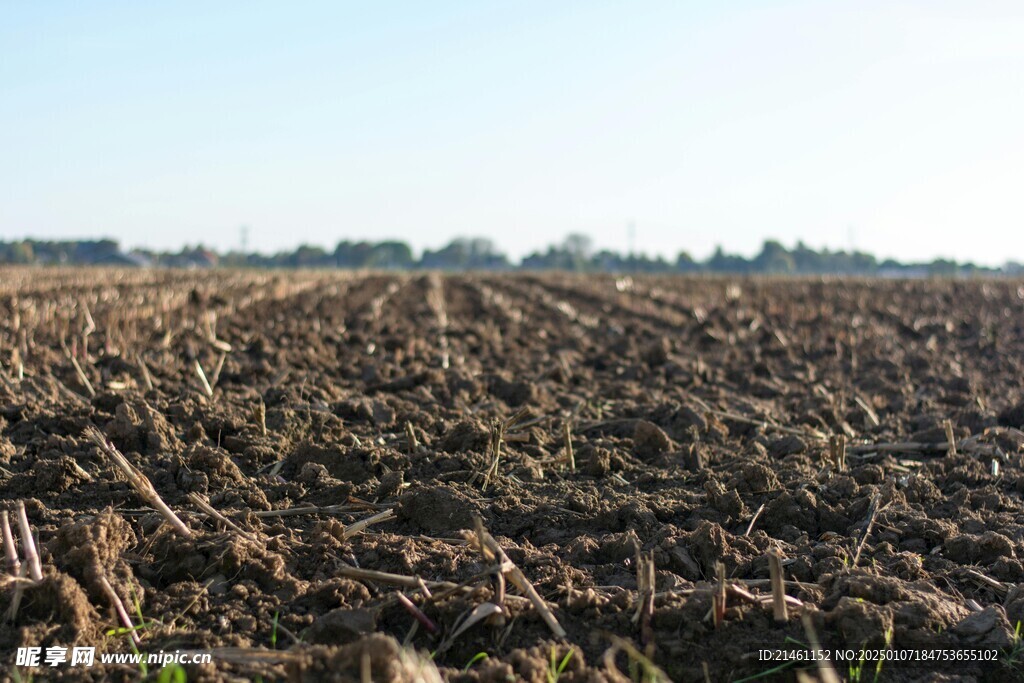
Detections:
[3, 269, 1024, 682]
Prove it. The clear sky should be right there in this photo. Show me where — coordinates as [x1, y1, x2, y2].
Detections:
[2, 1, 1022, 264]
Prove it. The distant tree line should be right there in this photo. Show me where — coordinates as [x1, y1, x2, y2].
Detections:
[1, 235, 1020, 276]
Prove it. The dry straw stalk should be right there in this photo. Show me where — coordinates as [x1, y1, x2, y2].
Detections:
[2, 510, 21, 576]
[16, 502, 43, 582]
[85, 427, 193, 538]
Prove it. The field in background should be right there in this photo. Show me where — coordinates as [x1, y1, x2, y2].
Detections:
[2, 269, 1024, 681]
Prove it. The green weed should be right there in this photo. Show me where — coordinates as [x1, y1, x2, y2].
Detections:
[464, 652, 489, 672]
[157, 663, 188, 683]
[547, 646, 574, 683]
[1003, 620, 1024, 672]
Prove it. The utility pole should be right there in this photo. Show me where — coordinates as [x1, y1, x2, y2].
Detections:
[240, 225, 250, 253]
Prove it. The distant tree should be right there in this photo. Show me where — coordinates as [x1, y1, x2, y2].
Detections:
[368, 241, 414, 268]
[791, 241, 818, 273]
[754, 240, 795, 273]
[420, 239, 471, 270]
[0, 235, 1009, 275]
[420, 237, 508, 270]
[10, 241, 34, 264]
[523, 234, 596, 271]
[848, 251, 877, 274]
[289, 245, 329, 268]
[706, 246, 751, 273]
[591, 250, 624, 271]
[928, 259, 959, 277]
[563, 233, 593, 262]
[466, 238, 497, 260]
[676, 251, 699, 272]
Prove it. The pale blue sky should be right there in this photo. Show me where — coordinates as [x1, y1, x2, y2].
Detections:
[2, 1, 1022, 263]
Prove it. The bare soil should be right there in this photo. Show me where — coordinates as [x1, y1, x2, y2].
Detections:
[2, 269, 1024, 682]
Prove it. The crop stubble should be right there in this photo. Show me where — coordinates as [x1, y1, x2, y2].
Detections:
[1, 269, 1024, 681]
